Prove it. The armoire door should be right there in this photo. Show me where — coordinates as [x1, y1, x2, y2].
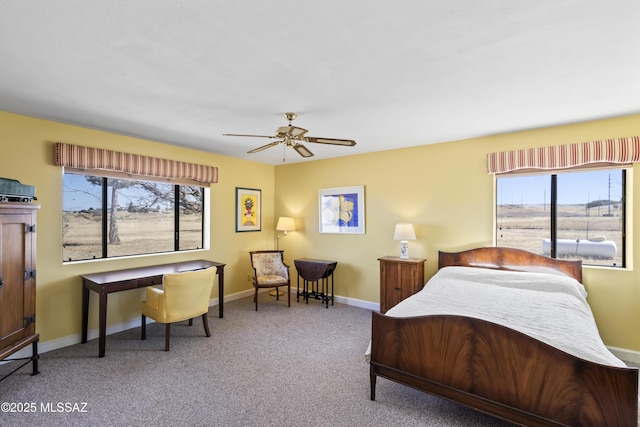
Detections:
[0, 209, 36, 351]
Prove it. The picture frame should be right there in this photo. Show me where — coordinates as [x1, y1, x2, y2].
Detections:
[318, 185, 365, 234]
[236, 187, 261, 232]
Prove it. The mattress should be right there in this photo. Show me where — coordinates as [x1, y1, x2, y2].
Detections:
[383, 266, 625, 368]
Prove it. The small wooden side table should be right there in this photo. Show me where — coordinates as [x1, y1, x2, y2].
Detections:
[294, 259, 337, 308]
[378, 256, 425, 314]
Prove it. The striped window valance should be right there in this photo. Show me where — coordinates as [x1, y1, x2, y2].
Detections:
[54, 142, 218, 185]
[487, 136, 640, 175]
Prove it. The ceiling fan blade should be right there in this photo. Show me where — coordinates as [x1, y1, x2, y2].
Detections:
[276, 126, 308, 138]
[247, 141, 282, 154]
[292, 143, 314, 157]
[304, 136, 356, 146]
[223, 133, 277, 139]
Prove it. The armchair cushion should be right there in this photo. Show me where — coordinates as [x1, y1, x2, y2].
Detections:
[252, 252, 289, 279]
[256, 274, 288, 285]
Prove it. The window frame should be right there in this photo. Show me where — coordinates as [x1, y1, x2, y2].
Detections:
[495, 167, 628, 268]
[62, 171, 208, 263]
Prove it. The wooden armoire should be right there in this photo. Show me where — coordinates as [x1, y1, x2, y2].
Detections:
[0, 203, 39, 379]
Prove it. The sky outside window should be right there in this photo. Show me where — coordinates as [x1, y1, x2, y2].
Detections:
[497, 170, 622, 206]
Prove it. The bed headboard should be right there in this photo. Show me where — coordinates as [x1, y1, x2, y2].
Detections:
[438, 247, 582, 283]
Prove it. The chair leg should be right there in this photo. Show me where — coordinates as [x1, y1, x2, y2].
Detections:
[165, 323, 171, 351]
[287, 284, 291, 307]
[254, 287, 259, 311]
[141, 314, 146, 340]
[202, 313, 211, 337]
[188, 318, 193, 326]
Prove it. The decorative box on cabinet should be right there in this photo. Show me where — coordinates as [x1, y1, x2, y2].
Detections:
[0, 203, 39, 380]
[378, 256, 425, 314]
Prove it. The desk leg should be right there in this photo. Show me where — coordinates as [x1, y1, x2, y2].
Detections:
[217, 267, 224, 318]
[98, 291, 108, 358]
[81, 283, 89, 344]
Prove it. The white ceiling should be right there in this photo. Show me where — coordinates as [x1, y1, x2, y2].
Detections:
[1, 1, 639, 165]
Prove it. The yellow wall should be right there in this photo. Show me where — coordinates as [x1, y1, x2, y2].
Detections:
[274, 114, 640, 353]
[3, 109, 639, 355]
[0, 110, 274, 345]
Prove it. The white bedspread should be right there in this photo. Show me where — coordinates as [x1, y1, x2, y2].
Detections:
[384, 266, 625, 368]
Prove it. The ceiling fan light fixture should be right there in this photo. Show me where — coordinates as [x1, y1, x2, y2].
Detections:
[277, 125, 308, 138]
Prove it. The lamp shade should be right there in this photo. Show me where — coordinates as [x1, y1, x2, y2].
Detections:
[393, 223, 416, 241]
[276, 217, 296, 232]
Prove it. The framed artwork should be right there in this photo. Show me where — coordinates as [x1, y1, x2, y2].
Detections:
[236, 187, 261, 232]
[319, 185, 365, 234]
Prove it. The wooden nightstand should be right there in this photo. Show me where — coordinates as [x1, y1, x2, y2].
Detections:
[378, 256, 425, 314]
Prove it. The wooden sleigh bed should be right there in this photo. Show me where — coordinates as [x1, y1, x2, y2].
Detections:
[369, 247, 638, 426]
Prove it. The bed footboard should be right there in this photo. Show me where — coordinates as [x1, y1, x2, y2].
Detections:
[370, 311, 638, 426]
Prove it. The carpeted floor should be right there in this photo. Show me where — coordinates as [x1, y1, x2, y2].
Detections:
[0, 294, 541, 426]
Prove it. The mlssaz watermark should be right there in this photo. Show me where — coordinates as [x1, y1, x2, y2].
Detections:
[1, 402, 89, 413]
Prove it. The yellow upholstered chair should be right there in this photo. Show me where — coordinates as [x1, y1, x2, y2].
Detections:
[249, 250, 291, 311]
[141, 267, 216, 351]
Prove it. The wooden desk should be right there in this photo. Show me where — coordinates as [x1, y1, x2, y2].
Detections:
[81, 259, 225, 358]
[294, 258, 337, 308]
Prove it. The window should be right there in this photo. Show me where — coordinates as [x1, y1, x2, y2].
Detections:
[63, 172, 205, 262]
[496, 169, 626, 267]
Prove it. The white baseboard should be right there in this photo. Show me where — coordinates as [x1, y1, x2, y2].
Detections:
[608, 346, 640, 364]
[334, 295, 379, 311]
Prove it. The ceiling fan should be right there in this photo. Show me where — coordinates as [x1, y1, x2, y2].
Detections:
[223, 112, 356, 159]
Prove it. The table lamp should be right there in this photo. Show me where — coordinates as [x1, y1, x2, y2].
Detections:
[276, 217, 295, 250]
[394, 223, 416, 259]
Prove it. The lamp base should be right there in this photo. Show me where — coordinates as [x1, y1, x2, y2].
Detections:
[269, 289, 285, 297]
[399, 240, 409, 259]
